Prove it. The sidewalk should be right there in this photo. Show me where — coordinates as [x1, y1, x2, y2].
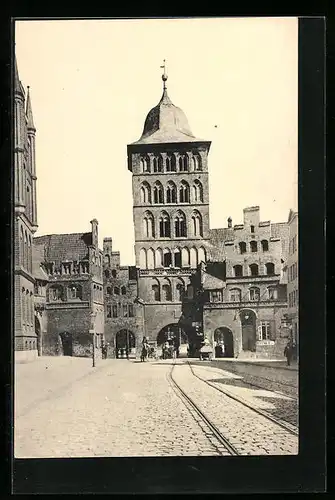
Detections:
[213, 358, 299, 371]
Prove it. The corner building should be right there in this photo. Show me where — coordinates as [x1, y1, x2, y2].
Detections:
[127, 73, 211, 349]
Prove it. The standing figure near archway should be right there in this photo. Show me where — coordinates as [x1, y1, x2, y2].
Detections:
[240, 310, 257, 352]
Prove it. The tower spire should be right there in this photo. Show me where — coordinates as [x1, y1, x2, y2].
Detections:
[26, 86, 36, 131]
[160, 59, 168, 90]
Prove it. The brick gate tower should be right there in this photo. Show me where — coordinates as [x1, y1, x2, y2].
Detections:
[127, 65, 212, 347]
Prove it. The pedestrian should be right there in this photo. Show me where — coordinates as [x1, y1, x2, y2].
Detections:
[284, 340, 293, 366]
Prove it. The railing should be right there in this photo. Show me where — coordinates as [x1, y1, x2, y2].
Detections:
[139, 267, 195, 276]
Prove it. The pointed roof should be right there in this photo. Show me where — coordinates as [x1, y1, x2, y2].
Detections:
[131, 71, 208, 145]
[26, 86, 36, 130]
[14, 56, 25, 96]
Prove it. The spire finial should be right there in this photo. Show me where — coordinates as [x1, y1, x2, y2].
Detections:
[160, 59, 168, 89]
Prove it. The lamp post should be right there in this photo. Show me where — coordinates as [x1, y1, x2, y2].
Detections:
[90, 311, 97, 367]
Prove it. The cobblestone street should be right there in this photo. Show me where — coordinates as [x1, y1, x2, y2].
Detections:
[15, 357, 298, 458]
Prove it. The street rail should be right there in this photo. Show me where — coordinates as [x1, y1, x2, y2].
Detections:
[188, 362, 299, 437]
[167, 362, 240, 456]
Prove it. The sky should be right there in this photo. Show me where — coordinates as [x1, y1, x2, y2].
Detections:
[15, 17, 298, 265]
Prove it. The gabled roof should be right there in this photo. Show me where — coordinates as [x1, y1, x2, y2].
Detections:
[34, 232, 92, 263]
[32, 244, 48, 281]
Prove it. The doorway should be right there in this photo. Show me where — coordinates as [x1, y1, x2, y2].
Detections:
[115, 329, 136, 358]
[59, 331, 73, 356]
[240, 309, 257, 352]
[214, 327, 234, 357]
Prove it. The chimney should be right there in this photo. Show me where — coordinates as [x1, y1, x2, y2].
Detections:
[227, 217, 232, 228]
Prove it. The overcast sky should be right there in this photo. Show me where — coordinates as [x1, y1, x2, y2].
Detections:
[15, 17, 298, 265]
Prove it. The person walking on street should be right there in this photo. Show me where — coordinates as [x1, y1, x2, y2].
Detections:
[284, 340, 293, 366]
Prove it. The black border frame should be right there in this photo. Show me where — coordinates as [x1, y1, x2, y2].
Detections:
[1, 15, 326, 495]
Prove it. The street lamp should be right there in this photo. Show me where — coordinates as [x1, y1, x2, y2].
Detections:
[90, 311, 97, 367]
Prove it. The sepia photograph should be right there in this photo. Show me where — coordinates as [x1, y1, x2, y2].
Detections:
[14, 17, 300, 461]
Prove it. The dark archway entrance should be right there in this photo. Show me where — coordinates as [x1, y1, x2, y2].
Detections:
[157, 323, 200, 358]
[35, 316, 41, 356]
[115, 329, 136, 359]
[240, 309, 257, 352]
[60, 331, 73, 356]
[214, 327, 234, 357]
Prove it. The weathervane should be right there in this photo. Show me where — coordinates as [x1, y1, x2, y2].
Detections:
[160, 59, 168, 89]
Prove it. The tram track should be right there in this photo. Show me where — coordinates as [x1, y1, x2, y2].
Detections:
[167, 362, 240, 456]
[188, 362, 299, 437]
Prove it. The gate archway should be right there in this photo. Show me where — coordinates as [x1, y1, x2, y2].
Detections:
[35, 316, 41, 356]
[240, 309, 257, 352]
[214, 327, 234, 357]
[157, 323, 200, 358]
[115, 329, 136, 358]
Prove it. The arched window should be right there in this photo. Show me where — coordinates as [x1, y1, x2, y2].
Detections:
[187, 284, 194, 298]
[249, 264, 259, 276]
[233, 265, 243, 277]
[230, 288, 241, 302]
[153, 182, 164, 204]
[49, 285, 63, 301]
[140, 182, 151, 204]
[267, 286, 278, 300]
[176, 278, 185, 301]
[151, 279, 160, 301]
[249, 287, 260, 301]
[20, 226, 24, 265]
[24, 230, 28, 269]
[159, 211, 171, 237]
[181, 247, 190, 267]
[107, 286, 112, 295]
[147, 248, 155, 269]
[174, 211, 187, 237]
[166, 181, 177, 203]
[121, 286, 127, 295]
[152, 155, 163, 173]
[28, 235, 32, 272]
[192, 154, 202, 171]
[179, 180, 190, 203]
[156, 248, 163, 267]
[111, 269, 117, 278]
[162, 279, 172, 301]
[261, 240, 269, 252]
[104, 254, 110, 265]
[179, 154, 188, 172]
[266, 262, 275, 275]
[239, 242, 247, 254]
[143, 211, 155, 238]
[139, 248, 147, 269]
[140, 155, 150, 173]
[104, 269, 110, 279]
[250, 241, 258, 252]
[190, 247, 198, 268]
[163, 248, 172, 267]
[192, 211, 203, 237]
[193, 180, 203, 202]
[114, 286, 120, 295]
[166, 154, 176, 172]
[174, 248, 182, 268]
[198, 247, 207, 264]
